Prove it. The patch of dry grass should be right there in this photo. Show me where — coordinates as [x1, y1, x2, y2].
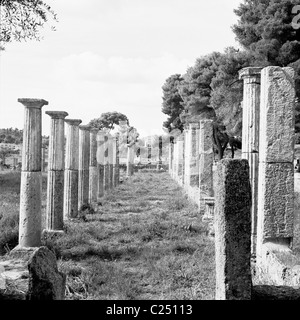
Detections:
[45, 171, 215, 300]
[0, 170, 215, 300]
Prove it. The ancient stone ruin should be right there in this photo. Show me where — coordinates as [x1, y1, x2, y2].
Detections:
[169, 66, 300, 299]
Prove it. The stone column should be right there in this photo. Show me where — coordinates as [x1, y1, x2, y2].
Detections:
[41, 146, 46, 172]
[78, 125, 91, 210]
[18, 98, 49, 247]
[168, 137, 174, 174]
[108, 134, 114, 188]
[112, 133, 120, 187]
[184, 123, 200, 193]
[177, 134, 184, 186]
[172, 138, 178, 180]
[63, 119, 82, 219]
[45, 111, 68, 231]
[147, 138, 151, 166]
[215, 159, 252, 300]
[103, 133, 110, 191]
[126, 145, 135, 176]
[157, 136, 163, 170]
[257, 66, 295, 259]
[239, 67, 262, 255]
[88, 128, 98, 204]
[199, 120, 214, 214]
[96, 131, 105, 199]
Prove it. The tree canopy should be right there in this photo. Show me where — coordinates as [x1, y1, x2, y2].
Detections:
[162, 0, 300, 158]
[88, 112, 129, 131]
[233, 0, 300, 138]
[161, 74, 185, 132]
[0, 0, 57, 49]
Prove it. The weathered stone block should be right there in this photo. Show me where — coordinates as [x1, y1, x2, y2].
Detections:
[259, 67, 295, 163]
[257, 162, 294, 242]
[215, 159, 252, 300]
[0, 247, 65, 300]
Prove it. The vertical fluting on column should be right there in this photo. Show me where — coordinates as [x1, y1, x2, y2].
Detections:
[108, 134, 114, 188]
[257, 66, 295, 259]
[199, 120, 214, 214]
[157, 136, 163, 170]
[45, 111, 68, 231]
[239, 67, 262, 255]
[103, 133, 110, 191]
[215, 159, 252, 300]
[89, 128, 98, 204]
[18, 98, 49, 247]
[112, 133, 119, 187]
[64, 119, 82, 219]
[96, 131, 105, 199]
[78, 125, 91, 210]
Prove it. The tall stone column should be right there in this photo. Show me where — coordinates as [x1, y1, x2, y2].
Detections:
[177, 134, 184, 186]
[89, 128, 98, 204]
[172, 138, 178, 180]
[157, 136, 163, 170]
[257, 66, 295, 259]
[108, 134, 114, 188]
[78, 125, 91, 210]
[112, 133, 120, 187]
[147, 138, 151, 166]
[215, 159, 252, 300]
[41, 146, 46, 172]
[64, 119, 82, 219]
[126, 145, 135, 176]
[103, 133, 110, 191]
[199, 120, 214, 214]
[45, 111, 68, 231]
[239, 67, 262, 255]
[18, 98, 49, 247]
[168, 137, 174, 175]
[184, 123, 200, 194]
[96, 131, 105, 199]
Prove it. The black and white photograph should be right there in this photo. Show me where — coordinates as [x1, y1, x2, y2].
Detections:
[0, 0, 300, 307]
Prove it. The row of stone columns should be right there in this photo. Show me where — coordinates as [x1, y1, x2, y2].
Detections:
[17, 99, 120, 248]
[169, 120, 214, 213]
[214, 66, 296, 299]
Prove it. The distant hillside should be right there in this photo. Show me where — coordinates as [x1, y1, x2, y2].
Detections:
[0, 128, 23, 144]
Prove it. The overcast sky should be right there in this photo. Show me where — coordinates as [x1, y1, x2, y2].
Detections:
[0, 0, 242, 137]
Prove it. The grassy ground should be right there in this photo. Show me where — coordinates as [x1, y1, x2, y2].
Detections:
[0, 169, 215, 300]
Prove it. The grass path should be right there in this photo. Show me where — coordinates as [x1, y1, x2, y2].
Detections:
[48, 170, 215, 300]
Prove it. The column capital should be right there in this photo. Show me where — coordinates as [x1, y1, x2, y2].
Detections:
[90, 127, 99, 134]
[189, 122, 200, 129]
[18, 98, 48, 108]
[45, 111, 68, 119]
[65, 119, 82, 126]
[238, 67, 263, 80]
[79, 125, 91, 131]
